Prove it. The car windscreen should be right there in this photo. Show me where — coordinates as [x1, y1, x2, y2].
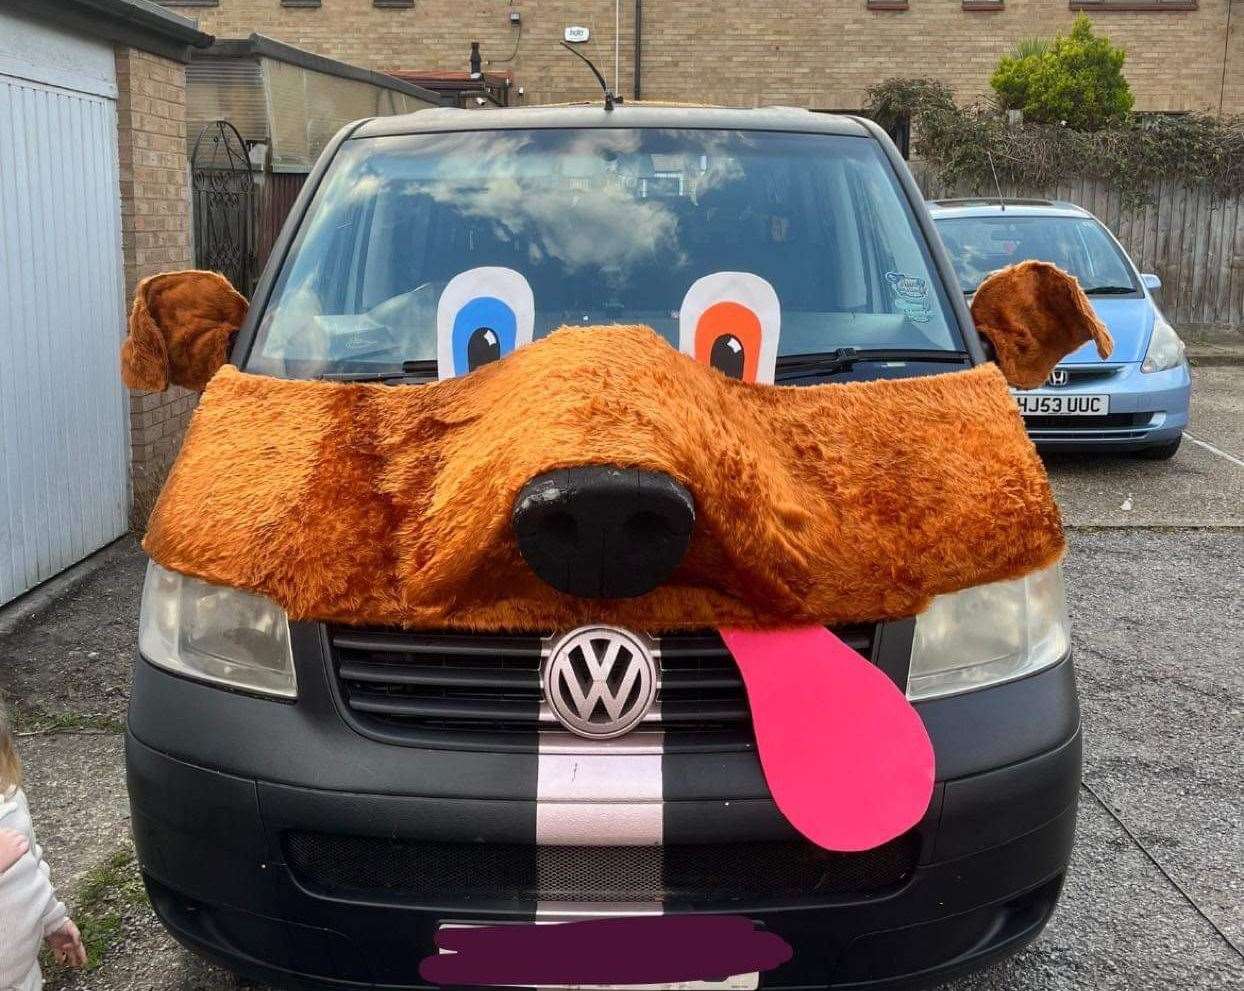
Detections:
[247, 128, 961, 379]
[935, 215, 1138, 296]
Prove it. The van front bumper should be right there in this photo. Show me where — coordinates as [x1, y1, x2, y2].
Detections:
[126, 627, 1081, 991]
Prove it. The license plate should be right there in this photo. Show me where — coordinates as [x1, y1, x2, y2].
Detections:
[1012, 392, 1109, 416]
[436, 924, 760, 990]
[528, 977, 759, 990]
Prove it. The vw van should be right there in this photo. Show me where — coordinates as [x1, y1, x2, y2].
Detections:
[127, 105, 1081, 990]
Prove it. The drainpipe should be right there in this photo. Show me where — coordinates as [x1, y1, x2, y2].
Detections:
[632, 0, 642, 100]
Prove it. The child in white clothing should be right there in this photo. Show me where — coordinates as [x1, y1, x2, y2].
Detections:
[0, 702, 86, 990]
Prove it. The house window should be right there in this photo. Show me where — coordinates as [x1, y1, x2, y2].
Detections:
[374, 0, 415, 6]
[865, 0, 909, 10]
[962, 0, 1004, 10]
[160, 0, 218, 6]
[1069, 0, 1196, 9]
[280, 0, 322, 7]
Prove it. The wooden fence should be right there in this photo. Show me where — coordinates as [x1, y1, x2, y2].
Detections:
[913, 166, 1244, 342]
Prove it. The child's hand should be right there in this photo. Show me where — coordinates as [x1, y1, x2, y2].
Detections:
[47, 919, 87, 968]
[0, 828, 29, 872]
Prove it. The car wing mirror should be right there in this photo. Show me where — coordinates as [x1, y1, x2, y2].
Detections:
[121, 270, 248, 392]
[970, 261, 1113, 389]
[1141, 273, 1162, 292]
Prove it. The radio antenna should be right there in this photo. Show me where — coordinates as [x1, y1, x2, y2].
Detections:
[560, 41, 617, 111]
[986, 150, 1006, 211]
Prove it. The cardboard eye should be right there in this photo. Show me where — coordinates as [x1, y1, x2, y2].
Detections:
[678, 273, 781, 384]
[436, 268, 535, 380]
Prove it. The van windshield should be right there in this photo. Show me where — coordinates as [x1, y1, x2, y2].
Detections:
[248, 128, 960, 379]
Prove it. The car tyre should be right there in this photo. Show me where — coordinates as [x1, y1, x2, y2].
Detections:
[1138, 437, 1181, 460]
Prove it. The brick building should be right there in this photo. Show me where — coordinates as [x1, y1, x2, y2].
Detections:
[162, 0, 1242, 115]
[115, 42, 206, 521]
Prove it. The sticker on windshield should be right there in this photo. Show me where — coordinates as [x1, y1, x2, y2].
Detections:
[885, 272, 932, 324]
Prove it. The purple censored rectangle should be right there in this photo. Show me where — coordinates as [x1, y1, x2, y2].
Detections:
[420, 915, 792, 987]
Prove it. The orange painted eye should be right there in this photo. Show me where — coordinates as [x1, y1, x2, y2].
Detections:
[694, 302, 763, 382]
[679, 274, 781, 384]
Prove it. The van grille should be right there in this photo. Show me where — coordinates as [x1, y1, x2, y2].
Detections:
[327, 625, 877, 752]
[284, 829, 918, 906]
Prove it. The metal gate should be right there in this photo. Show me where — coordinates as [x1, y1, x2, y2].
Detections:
[0, 30, 129, 605]
[191, 120, 255, 294]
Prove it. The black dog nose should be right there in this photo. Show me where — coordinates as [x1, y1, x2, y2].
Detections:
[512, 466, 695, 599]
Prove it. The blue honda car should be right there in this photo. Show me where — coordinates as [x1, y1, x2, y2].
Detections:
[930, 199, 1191, 458]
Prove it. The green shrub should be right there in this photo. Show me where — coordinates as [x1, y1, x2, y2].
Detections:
[991, 15, 1133, 131]
[864, 77, 1244, 207]
[1011, 36, 1051, 60]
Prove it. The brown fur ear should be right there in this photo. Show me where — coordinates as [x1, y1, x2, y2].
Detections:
[121, 270, 248, 392]
[970, 260, 1113, 389]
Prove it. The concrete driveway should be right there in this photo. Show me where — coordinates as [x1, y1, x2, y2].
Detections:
[1, 365, 1240, 991]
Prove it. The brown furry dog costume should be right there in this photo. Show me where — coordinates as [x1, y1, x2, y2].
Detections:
[121, 260, 1110, 858]
[122, 261, 1109, 632]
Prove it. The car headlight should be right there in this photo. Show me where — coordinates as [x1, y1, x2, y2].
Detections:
[1141, 317, 1185, 373]
[908, 563, 1070, 701]
[139, 561, 296, 698]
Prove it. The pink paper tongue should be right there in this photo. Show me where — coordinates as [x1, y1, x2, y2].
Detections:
[720, 626, 935, 853]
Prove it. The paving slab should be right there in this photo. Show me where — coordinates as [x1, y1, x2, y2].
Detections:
[1183, 365, 1244, 459]
[1063, 528, 1244, 954]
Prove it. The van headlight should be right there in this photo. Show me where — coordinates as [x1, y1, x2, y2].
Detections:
[139, 561, 296, 699]
[907, 564, 1070, 701]
[1141, 317, 1185, 373]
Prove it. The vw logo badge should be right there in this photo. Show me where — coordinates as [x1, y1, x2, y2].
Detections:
[1047, 368, 1069, 387]
[543, 626, 657, 739]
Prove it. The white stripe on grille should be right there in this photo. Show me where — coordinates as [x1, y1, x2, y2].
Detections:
[536, 722, 665, 916]
[536, 724, 665, 847]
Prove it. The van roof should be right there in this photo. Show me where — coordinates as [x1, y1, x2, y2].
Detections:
[351, 103, 875, 140]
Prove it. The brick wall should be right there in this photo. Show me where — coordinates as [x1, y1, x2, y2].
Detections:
[169, 0, 633, 106]
[1224, 0, 1244, 117]
[114, 45, 198, 524]
[641, 0, 1239, 114]
[165, 0, 1240, 114]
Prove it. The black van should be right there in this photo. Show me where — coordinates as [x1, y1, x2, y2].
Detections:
[127, 105, 1081, 990]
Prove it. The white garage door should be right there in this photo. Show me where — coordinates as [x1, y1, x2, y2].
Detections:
[0, 14, 129, 605]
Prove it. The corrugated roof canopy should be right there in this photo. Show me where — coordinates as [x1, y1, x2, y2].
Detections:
[188, 34, 444, 171]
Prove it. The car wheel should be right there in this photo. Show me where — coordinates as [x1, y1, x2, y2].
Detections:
[1138, 437, 1181, 460]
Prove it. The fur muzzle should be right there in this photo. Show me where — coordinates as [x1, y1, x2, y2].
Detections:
[143, 325, 1064, 632]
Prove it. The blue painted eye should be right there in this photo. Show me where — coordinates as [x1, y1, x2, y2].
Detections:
[453, 297, 516, 375]
[437, 268, 534, 379]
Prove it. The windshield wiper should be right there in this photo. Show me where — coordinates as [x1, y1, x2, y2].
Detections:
[318, 350, 969, 383]
[316, 368, 433, 384]
[777, 348, 969, 380]
[1082, 285, 1136, 296]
